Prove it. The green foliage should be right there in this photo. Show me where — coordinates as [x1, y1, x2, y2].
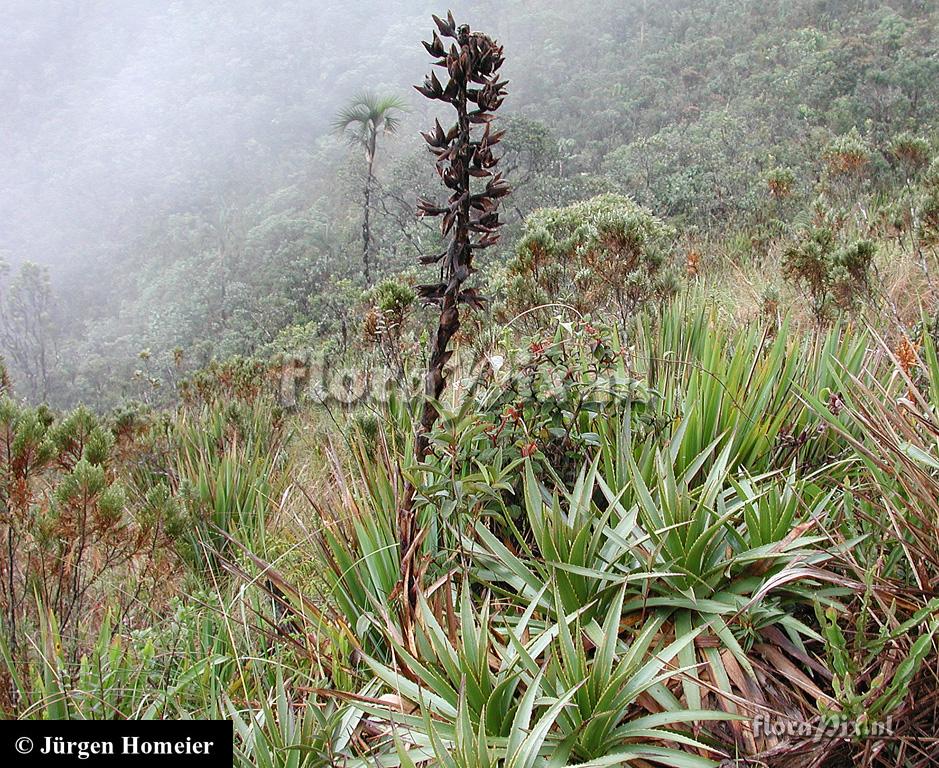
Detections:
[504, 194, 677, 325]
[4, 4, 939, 767]
[468, 319, 647, 483]
[0, 260, 58, 401]
[229, 674, 346, 768]
[3, 298, 939, 767]
[362, 278, 416, 370]
[0, 397, 182, 702]
[332, 91, 407, 155]
[175, 396, 290, 568]
[314, 455, 401, 655]
[364, 280, 415, 319]
[888, 132, 932, 175]
[823, 128, 872, 177]
[764, 165, 796, 199]
[639, 300, 867, 474]
[782, 226, 876, 320]
[920, 157, 939, 248]
[359, 589, 718, 768]
[178, 356, 281, 406]
[816, 601, 939, 731]
[5, 0, 939, 405]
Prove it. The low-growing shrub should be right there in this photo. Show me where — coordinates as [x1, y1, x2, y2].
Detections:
[782, 226, 876, 321]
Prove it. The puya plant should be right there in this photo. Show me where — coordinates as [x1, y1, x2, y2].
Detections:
[397, 11, 509, 637]
[413, 11, 509, 452]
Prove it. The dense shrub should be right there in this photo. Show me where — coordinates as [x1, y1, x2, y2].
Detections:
[502, 193, 678, 325]
[823, 128, 872, 177]
[782, 226, 876, 320]
[361, 278, 415, 375]
[765, 165, 796, 199]
[0, 400, 178, 701]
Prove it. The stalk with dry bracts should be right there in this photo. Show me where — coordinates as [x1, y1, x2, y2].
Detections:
[396, 11, 509, 642]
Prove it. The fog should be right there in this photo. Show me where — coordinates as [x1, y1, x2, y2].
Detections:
[0, 4, 431, 393]
[2, 0, 632, 405]
[5, 1, 923, 407]
[1, 1, 438, 272]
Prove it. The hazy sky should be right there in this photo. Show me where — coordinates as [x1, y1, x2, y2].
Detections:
[0, 1, 542, 279]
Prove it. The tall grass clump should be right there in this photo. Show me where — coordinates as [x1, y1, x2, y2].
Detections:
[175, 396, 291, 567]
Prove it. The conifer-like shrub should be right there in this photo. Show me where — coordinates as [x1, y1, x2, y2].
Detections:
[823, 128, 872, 177]
[178, 355, 281, 405]
[765, 165, 796, 198]
[782, 226, 876, 321]
[361, 279, 415, 340]
[888, 131, 931, 174]
[362, 279, 416, 376]
[0, 399, 176, 692]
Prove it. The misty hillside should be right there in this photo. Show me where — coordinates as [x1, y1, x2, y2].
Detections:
[2, 0, 935, 405]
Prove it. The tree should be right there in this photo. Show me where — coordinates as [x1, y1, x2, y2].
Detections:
[333, 91, 407, 287]
[0, 260, 59, 401]
[497, 115, 561, 222]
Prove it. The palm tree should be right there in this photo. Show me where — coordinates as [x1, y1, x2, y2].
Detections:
[332, 91, 407, 286]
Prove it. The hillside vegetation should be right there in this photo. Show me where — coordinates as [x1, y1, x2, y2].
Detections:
[1, 0, 937, 405]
